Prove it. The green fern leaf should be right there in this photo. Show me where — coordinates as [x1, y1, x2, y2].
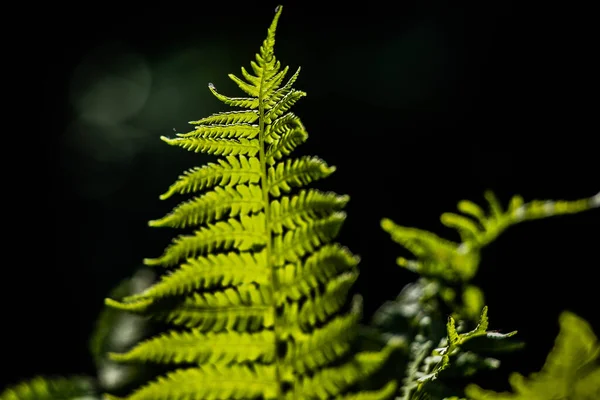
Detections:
[292, 346, 396, 399]
[381, 190, 600, 334]
[159, 155, 261, 200]
[268, 156, 337, 197]
[207, 82, 259, 109]
[144, 214, 266, 267]
[298, 271, 359, 327]
[275, 243, 359, 302]
[176, 122, 260, 140]
[465, 311, 600, 400]
[160, 136, 260, 157]
[149, 184, 263, 229]
[189, 110, 259, 125]
[107, 365, 278, 400]
[109, 329, 276, 365]
[265, 112, 308, 161]
[157, 283, 274, 331]
[265, 65, 301, 106]
[126, 251, 268, 299]
[382, 190, 599, 284]
[105, 5, 395, 399]
[0, 376, 96, 400]
[270, 189, 349, 234]
[264, 89, 307, 124]
[272, 211, 346, 265]
[284, 309, 361, 373]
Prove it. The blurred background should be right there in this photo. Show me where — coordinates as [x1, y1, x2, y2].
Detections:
[5, 0, 599, 394]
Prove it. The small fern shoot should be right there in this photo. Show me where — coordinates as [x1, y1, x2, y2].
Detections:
[400, 306, 517, 400]
[105, 6, 396, 400]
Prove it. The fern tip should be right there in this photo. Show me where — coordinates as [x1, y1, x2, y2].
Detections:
[380, 218, 394, 231]
[105, 297, 153, 312]
[208, 82, 215, 89]
[107, 351, 128, 362]
[158, 192, 171, 200]
[480, 305, 489, 316]
[143, 257, 162, 267]
[104, 297, 122, 309]
[558, 310, 581, 326]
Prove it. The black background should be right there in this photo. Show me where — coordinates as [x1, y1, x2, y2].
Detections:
[4, 0, 599, 394]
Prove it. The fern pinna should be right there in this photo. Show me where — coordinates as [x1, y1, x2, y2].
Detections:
[105, 6, 396, 400]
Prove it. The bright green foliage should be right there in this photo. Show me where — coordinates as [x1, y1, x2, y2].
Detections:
[381, 191, 599, 323]
[415, 307, 516, 386]
[382, 304, 518, 400]
[364, 277, 522, 399]
[0, 377, 97, 400]
[465, 311, 600, 400]
[104, 5, 396, 400]
[381, 190, 599, 284]
[373, 190, 599, 399]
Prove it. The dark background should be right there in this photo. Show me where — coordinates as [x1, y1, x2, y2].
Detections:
[5, 0, 598, 394]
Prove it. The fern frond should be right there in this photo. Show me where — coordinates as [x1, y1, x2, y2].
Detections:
[106, 5, 395, 399]
[381, 218, 480, 283]
[465, 311, 600, 400]
[382, 190, 599, 284]
[0, 376, 96, 400]
[442, 190, 598, 248]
